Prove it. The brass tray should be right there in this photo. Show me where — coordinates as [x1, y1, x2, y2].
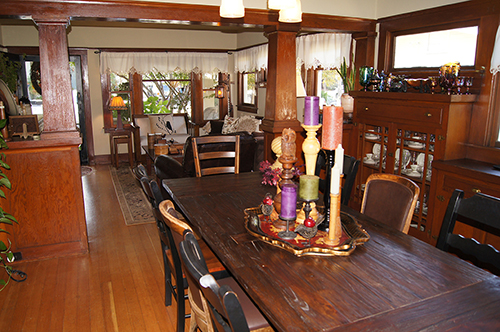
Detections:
[244, 206, 370, 257]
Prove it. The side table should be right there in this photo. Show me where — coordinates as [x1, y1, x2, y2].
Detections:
[109, 129, 134, 167]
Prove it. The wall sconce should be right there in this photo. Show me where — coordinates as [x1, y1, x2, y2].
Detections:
[109, 96, 127, 130]
[215, 85, 224, 99]
[279, 0, 302, 23]
[220, 0, 245, 18]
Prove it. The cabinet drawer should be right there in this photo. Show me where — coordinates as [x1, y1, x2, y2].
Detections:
[356, 101, 443, 127]
[442, 173, 500, 198]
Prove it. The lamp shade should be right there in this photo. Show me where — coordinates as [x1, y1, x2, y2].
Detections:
[268, 0, 293, 10]
[279, 0, 302, 23]
[220, 0, 245, 18]
[109, 96, 126, 109]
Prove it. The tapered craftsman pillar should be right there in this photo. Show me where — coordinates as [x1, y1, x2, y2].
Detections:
[34, 17, 80, 140]
[261, 26, 303, 163]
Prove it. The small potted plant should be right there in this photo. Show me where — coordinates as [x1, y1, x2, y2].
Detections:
[336, 56, 356, 115]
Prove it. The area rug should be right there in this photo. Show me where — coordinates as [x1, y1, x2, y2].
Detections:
[81, 166, 94, 176]
[109, 165, 155, 226]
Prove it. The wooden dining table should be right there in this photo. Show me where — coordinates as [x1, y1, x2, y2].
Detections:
[163, 172, 500, 332]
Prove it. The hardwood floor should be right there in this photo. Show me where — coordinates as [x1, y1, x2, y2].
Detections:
[0, 165, 185, 331]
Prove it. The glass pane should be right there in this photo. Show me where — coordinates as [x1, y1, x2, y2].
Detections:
[203, 72, 218, 89]
[203, 90, 219, 120]
[316, 70, 344, 107]
[394, 26, 478, 68]
[25, 61, 43, 115]
[142, 71, 191, 116]
[243, 72, 256, 105]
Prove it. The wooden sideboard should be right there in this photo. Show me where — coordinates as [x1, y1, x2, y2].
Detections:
[2, 138, 88, 261]
[427, 159, 500, 247]
[350, 91, 476, 244]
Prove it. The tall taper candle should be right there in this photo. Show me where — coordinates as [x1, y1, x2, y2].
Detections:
[322, 106, 343, 150]
[304, 96, 319, 126]
[330, 164, 340, 195]
[335, 144, 344, 174]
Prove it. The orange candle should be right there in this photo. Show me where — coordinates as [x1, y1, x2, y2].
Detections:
[322, 106, 343, 150]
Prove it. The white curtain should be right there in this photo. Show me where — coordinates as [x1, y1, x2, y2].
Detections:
[491, 25, 500, 75]
[296, 33, 351, 70]
[234, 44, 268, 72]
[100, 52, 228, 75]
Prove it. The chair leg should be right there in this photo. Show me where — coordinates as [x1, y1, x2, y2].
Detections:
[163, 246, 173, 307]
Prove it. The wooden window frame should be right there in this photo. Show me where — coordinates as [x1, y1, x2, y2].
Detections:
[237, 70, 259, 114]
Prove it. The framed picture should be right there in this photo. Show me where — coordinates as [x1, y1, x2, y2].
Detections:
[9, 115, 40, 137]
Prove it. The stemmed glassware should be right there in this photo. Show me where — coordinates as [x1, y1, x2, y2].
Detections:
[359, 66, 374, 91]
[465, 77, 473, 94]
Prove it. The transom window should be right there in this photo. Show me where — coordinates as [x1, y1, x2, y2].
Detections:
[394, 26, 478, 69]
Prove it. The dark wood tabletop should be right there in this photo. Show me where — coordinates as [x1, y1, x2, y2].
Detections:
[163, 172, 500, 332]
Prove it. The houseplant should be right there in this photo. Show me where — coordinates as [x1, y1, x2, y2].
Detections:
[0, 116, 19, 290]
[336, 56, 356, 115]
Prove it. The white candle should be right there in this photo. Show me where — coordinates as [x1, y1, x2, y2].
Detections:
[330, 164, 340, 195]
[335, 144, 344, 175]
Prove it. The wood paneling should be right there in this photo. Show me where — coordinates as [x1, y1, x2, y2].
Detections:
[3, 142, 88, 260]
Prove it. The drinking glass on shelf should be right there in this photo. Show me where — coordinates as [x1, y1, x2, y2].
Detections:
[429, 76, 439, 94]
[456, 76, 465, 94]
[465, 77, 473, 94]
[359, 66, 374, 92]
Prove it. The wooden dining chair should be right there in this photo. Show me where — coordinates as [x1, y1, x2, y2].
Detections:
[179, 231, 274, 332]
[361, 173, 419, 234]
[159, 200, 228, 332]
[436, 189, 500, 275]
[191, 135, 240, 177]
[314, 151, 360, 205]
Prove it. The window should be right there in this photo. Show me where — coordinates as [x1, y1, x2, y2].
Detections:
[316, 69, 344, 107]
[142, 70, 191, 115]
[108, 72, 132, 128]
[202, 72, 220, 121]
[237, 71, 258, 113]
[394, 26, 478, 69]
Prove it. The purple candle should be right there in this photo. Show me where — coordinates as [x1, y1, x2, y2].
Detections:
[280, 183, 297, 220]
[303, 96, 319, 126]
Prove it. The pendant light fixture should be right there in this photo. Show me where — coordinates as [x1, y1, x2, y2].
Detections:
[279, 0, 302, 23]
[268, 0, 293, 10]
[220, 0, 245, 18]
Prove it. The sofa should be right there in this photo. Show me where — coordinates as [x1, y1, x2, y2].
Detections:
[132, 113, 193, 161]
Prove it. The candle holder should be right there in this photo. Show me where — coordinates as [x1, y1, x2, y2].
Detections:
[325, 190, 342, 246]
[318, 149, 335, 232]
[301, 124, 322, 176]
[294, 198, 321, 245]
[278, 216, 297, 240]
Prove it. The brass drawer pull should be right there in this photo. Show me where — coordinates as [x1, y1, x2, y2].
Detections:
[472, 188, 481, 194]
[365, 107, 369, 111]
[437, 195, 445, 202]
[425, 113, 432, 117]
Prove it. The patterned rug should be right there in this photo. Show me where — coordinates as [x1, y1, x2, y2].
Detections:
[109, 165, 155, 226]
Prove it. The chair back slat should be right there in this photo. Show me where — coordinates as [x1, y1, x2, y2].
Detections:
[437, 189, 500, 275]
[192, 135, 240, 177]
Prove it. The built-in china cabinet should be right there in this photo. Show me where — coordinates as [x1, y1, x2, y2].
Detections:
[350, 91, 476, 243]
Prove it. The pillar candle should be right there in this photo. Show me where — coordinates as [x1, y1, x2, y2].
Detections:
[330, 165, 340, 195]
[303, 96, 319, 126]
[335, 144, 344, 174]
[299, 175, 319, 201]
[280, 183, 297, 220]
[322, 106, 343, 150]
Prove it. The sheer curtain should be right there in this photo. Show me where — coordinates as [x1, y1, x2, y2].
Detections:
[296, 33, 351, 69]
[100, 52, 228, 75]
[491, 25, 500, 75]
[233, 44, 268, 72]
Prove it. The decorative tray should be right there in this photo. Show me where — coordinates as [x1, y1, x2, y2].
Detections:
[244, 206, 370, 257]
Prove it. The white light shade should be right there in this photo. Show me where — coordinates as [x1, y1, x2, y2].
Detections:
[268, 0, 294, 10]
[279, 0, 302, 23]
[296, 69, 306, 97]
[220, 0, 245, 18]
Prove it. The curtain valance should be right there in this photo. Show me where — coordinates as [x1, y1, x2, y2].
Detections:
[491, 25, 500, 75]
[296, 33, 351, 70]
[233, 44, 268, 72]
[100, 52, 228, 75]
